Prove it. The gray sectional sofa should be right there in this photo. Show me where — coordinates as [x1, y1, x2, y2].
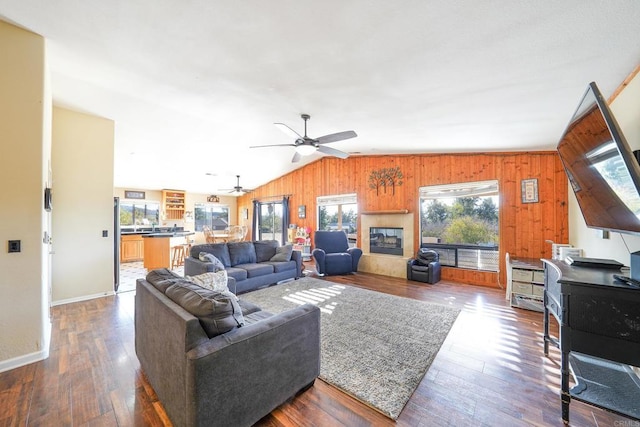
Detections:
[135, 269, 321, 427]
[184, 240, 302, 294]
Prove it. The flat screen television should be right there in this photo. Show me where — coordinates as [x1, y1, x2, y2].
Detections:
[556, 81, 640, 234]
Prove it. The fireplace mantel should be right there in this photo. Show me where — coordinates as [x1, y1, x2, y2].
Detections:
[361, 209, 409, 215]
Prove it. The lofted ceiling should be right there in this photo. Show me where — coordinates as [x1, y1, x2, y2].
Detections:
[1, 1, 639, 195]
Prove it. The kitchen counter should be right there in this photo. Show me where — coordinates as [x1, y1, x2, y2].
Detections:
[142, 231, 194, 270]
[141, 231, 195, 238]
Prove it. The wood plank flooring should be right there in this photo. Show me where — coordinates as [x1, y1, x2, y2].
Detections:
[0, 272, 636, 426]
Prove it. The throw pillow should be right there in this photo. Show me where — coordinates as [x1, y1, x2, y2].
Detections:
[199, 252, 226, 272]
[270, 244, 293, 262]
[165, 282, 244, 338]
[187, 270, 230, 293]
[253, 240, 279, 262]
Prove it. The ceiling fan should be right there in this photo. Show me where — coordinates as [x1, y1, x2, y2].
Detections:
[219, 175, 252, 195]
[250, 114, 357, 163]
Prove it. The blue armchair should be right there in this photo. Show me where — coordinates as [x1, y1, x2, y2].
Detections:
[312, 231, 363, 275]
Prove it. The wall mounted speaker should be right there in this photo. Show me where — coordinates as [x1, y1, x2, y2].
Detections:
[44, 187, 52, 211]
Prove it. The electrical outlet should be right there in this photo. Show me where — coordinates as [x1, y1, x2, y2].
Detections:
[8, 240, 20, 253]
[102, 230, 108, 237]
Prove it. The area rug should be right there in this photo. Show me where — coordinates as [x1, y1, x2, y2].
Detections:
[241, 277, 461, 419]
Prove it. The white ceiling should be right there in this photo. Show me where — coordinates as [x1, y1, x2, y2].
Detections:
[1, 1, 639, 195]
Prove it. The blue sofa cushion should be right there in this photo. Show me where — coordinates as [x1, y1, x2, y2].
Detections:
[164, 281, 244, 338]
[236, 263, 274, 278]
[253, 240, 279, 262]
[192, 243, 232, 267]
[324, 253, 353, 275]
[226, 267, 248, 282]
[228, 242, 257, 266]
[314, 231, 349, 253]
[265, 261, 297, 273]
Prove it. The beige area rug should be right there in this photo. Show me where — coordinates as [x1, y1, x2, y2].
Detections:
[241, 277, 461, 419]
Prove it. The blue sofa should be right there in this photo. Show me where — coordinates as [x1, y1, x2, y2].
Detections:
[184, 240, 302, 294]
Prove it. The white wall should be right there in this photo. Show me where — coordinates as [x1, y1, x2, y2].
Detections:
[52, 107, 115, 304]
[569, 71, 640, 265]
[0, 21, 51, 370]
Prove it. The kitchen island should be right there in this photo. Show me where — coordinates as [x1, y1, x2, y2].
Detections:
[142, 231, 195, 270]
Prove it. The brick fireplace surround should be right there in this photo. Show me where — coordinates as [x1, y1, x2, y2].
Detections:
[359, 212, 414, 278]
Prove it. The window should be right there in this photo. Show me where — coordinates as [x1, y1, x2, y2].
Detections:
[120, 202, 159, 226]
[317, 194, 358, 245]
[194, 204, 229, 231]
[419, 180, 499, 271]
[258, 201, 283, 244]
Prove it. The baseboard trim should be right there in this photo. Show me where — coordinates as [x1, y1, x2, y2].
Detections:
[52, 290, 116, 306]
[0, 346, 48, 374]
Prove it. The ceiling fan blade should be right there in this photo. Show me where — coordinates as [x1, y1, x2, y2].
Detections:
[249, 143, 296, 148]
[274, 123, 303, 140]
[317, 145, 349, 159]
[316, 130, 357, 144]
[291, 151, 302, 163]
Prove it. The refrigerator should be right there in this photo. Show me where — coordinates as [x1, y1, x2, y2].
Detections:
[114, 197, 120, 291]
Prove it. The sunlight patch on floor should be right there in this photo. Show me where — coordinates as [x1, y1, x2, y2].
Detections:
[281, 285, 345, 314]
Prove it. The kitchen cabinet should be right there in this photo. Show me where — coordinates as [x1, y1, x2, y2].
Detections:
[162, 190, 186, 221]
[121, 234, 144, 262]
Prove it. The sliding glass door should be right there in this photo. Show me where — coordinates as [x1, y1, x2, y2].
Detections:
[258, 202, 283, 244]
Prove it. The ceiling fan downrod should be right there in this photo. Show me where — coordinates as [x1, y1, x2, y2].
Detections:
[301, 114, 310, 138]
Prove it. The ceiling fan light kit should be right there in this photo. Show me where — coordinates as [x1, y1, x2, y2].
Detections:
[250, 113, 357, 163]
[295, 144, 316, 156]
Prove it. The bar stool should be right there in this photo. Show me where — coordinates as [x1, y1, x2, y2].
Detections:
[171, 245, 186, 269]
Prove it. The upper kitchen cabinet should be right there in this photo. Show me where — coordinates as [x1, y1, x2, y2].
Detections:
[162, 189, 186, 220]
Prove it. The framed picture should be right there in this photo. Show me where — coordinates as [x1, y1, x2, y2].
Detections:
[298, 205, 306, 218]
[207, 195, 220, 203]
[242, 208, 249, 220]
[521, 179, 539, 203]
[125, 190, 145, 200]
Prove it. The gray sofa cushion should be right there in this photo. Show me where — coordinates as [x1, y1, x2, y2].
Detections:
[253, 240, 279, 262]
[270, 244, 293, 262]
[192, 243, 232, 267]
[165, 281, 244, 338]
[199, 252, 226, 271]
[228, 241, 257, 266]
[145, 269, 184, 293]
[237, 298, 262, 316]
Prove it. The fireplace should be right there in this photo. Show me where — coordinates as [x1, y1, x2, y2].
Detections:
[370, 227, 403, 256]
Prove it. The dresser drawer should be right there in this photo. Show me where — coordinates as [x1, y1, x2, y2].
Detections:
[532, 271, 545, 283]
[513, 269, 534, 282]
[532, 284, 544, 297]
[513, 282, 533, 295]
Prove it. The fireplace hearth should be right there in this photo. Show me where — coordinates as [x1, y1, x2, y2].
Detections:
[370, 227, 403, 256]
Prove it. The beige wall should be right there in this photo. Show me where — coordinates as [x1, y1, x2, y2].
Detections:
[0, 21, 51, 370]
[52, 107, 115, 304]
[569, 71, 640, 264]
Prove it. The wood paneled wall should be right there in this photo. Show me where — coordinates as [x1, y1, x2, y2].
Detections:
[237, 152, 568, 288]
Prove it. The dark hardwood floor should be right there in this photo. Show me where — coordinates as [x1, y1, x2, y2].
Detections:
[0, 273, 636, 426]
